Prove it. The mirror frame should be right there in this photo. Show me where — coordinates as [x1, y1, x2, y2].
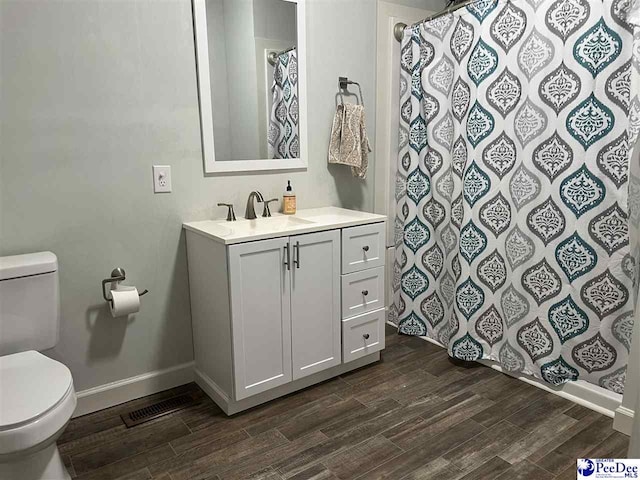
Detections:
[193, 0, 308, 174]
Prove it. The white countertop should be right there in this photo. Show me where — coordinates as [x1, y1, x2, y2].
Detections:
[183, 206, 386, 245]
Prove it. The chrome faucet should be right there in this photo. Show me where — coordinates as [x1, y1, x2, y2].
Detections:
[245, 191, 264, 220]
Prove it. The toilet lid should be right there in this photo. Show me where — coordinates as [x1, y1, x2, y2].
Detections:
[0, 351, 73, 430]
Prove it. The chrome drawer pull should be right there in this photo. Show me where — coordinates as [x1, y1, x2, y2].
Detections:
[363, 334, 370, 340]
[362, 290, 369, 296]
[293, 241, 300, 269]
[284, 244, 290, 270]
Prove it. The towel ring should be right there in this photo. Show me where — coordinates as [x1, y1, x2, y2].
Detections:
[338, 76, 364, 107]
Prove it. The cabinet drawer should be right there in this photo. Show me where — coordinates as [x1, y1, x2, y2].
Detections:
[341, 222, 385, 274]
[341, 266, 385, 319]
[342, 308, 385, 363]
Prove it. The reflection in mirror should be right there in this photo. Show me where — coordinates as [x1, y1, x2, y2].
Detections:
[267, 46, 299, 160]
[194, 0, 307, 173]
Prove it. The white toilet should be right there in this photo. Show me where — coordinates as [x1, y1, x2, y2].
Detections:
[0, 252, 76, 480]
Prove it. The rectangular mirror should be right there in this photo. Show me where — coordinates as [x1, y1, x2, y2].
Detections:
[193, 0, 308, 173]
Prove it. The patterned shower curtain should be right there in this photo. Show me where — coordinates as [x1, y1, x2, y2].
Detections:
[392, 0, 640, 393]
[268, 48, 299, 159]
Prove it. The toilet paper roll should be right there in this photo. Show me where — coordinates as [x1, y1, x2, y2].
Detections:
[109, 286, 140, 317]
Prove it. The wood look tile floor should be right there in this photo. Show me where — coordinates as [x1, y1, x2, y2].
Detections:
[58, 326, 628, 480]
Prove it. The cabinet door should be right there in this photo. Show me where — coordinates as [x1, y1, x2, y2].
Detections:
[290, 229, 341, 380]
[228, 237, 292, 400]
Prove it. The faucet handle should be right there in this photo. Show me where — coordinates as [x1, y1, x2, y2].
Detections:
[262, 199, 279, 217]
[217, 203, 236, 221]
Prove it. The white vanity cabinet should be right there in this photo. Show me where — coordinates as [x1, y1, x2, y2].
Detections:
[228, 230, 341, 401]
[184, 207, 386, 415]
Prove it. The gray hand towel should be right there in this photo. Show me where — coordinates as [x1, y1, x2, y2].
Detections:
[328, 103, 371, 179]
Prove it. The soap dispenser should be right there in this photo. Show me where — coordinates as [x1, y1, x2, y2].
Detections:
[283, 180, 296, 215]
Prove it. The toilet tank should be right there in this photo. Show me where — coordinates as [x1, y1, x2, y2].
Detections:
[0, 252, 60, 356]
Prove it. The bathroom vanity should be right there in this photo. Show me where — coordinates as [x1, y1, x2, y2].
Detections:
[184, 207, 386, 414]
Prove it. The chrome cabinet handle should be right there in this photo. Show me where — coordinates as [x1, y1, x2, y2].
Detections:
[284, 243, 290, 270]
[362, 290, 369, 296]
[293, 241, 300, 269]
[363, 334, 370, 340]
[362, 245, 370, 252]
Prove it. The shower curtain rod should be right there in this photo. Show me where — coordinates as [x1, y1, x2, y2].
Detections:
[394, 0, 480, 42]
[267, 45, 296, 66]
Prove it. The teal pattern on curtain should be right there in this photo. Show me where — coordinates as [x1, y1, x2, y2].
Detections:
[268, 49, 299, 159]
[391, 0, 640, 393]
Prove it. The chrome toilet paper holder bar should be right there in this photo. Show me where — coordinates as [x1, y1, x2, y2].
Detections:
[101, 267, 148, 306]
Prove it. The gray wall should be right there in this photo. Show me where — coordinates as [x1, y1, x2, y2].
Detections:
[207, 0, 232, 160]
[218, 0, 261, 160]
[384, 0, 446, 10]
[0, 0, 376, 392]
[253, 0, 297, 40]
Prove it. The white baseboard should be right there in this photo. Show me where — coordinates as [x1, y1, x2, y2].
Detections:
[386, 321, 623, 420]
[477, 358, 621, 419]
[73, 361, 195, 417]
[614, 406, 635, 436]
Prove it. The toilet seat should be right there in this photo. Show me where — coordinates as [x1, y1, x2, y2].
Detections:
[0, 351, 76, 455]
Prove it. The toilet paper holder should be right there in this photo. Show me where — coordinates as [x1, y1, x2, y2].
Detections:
[101, 267, 149, 306]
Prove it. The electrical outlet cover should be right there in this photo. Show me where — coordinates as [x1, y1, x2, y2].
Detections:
[153, 165, 172, 193]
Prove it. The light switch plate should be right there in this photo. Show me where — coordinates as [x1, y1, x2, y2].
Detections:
[153, 165, 172, 193]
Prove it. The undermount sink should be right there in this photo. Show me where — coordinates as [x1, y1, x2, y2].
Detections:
[239, 216, 314, 231]
[183, 207, 387, 245]
[191, 215, 316, 242]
